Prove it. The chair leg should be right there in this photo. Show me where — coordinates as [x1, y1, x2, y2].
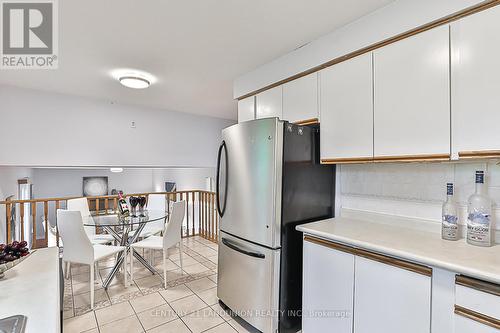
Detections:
[179, 242, 183, 273]
[64, 261, 69, 279]
[130, 249, 134, 285]
[123, 251, 127, 287]
[94, 262, 98, 280]
[90, 264, 95, 310]
[163, 252, 167, 289]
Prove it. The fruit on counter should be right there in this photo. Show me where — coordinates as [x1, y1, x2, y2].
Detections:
[0, 241, 30, 264]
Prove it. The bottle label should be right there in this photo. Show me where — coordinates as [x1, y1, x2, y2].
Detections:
[475, 172, 484, 184]
[442, 214, 458, 240]
[446, 183, 454, 196]
[467, 212, 490, 244]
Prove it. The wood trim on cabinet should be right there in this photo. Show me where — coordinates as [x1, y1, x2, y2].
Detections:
[355, 247, 433, 277]
[459, 150, 500, 159]
[303, 235, 432, 276]
[293, 118, 319, 126]
[304, 235, 355, 254]
[236, 1, 500, 101]
[454, 305, 500, 329]
[456, 275, 500, 297]
[321, 157, 374, 164]
[373, 154, 450, 163]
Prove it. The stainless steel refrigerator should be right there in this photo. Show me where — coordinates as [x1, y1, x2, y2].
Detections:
[216, 118, 335, 333]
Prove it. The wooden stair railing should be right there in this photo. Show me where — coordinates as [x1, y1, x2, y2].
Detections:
[0, 190, 219, 248]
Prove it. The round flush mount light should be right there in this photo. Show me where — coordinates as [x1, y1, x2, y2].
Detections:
[110, 168, 123, 173]
[119, 76, 150, 89]
[111, 68, 156, 89]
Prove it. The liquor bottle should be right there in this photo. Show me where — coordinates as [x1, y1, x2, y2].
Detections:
[117, 191, 130, 217]
[467, 171, 492, 247]
[442, 183, 459, 241]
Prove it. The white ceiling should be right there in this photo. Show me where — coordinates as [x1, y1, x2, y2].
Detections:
[0, 0, 394, 120]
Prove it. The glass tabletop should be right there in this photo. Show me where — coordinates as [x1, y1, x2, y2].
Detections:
[84, 210, 168, 227]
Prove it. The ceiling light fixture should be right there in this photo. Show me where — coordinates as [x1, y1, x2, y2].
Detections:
[110, 168, 123, 173]
[119, 76, 150, 89]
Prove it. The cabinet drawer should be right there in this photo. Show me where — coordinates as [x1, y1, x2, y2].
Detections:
[455, 276, 500, 319]
[454, 275, 500, 330]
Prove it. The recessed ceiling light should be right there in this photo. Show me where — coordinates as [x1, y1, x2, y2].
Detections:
[110, 168, 123, 173]
[119, 76, 150, 89]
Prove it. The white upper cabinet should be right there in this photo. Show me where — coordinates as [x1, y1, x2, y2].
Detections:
[451, 6, 500, 159]
[354, 256, 432, 333]
[373, 25, 450, 159]
[237, 96, 255, 123]
[283, 73, 318, 123]
[320, 53, 373, 162]
[256, 86, 282, 120]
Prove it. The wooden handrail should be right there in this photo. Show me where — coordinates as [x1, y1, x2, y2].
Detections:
[1, 190, 219, 248]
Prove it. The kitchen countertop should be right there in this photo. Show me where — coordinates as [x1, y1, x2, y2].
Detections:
[0, 247, 60, 333]
[297, 217, 500, 284]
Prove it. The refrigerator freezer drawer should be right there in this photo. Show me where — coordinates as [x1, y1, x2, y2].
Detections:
[217, 232, 280, 333]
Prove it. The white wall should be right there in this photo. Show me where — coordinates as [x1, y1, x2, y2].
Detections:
[0, 85, 235, 167]
[339, 162, 500, 236]
[0, 166, 33, 243]
[152, 168, 214, 192]
[234, 0, 484, 98]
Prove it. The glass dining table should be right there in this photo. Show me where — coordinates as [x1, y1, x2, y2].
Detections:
[83, 210, 168, 289]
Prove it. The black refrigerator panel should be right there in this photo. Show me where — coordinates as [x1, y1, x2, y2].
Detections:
[279, 122, 336, 333]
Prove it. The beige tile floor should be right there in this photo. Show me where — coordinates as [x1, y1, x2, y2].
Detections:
[63, 236, 258, 333]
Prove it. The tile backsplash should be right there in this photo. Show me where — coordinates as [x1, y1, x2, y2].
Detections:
[339, 160, 500, 231]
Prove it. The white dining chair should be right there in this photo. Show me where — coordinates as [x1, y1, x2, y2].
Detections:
[138, 194, 168, 238]
[130, 200, 186, 288]
[67, 198, 115, 245]
[57, 209, 127, 309]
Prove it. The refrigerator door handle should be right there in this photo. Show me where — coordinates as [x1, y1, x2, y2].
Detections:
[221, 237, 266, 259]
[216, 140, 228, 217]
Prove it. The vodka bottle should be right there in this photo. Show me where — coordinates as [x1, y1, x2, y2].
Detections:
[442, 183, 459, 241]
[467, 171, 492, 247]
[117, 191, 130, 217]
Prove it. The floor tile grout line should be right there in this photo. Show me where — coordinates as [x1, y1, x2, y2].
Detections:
[126, 299, 147, 333]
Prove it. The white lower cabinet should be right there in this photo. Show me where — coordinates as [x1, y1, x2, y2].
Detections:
[302, 239, 354, 333]
[303, 238, 433, 333]
[354, 255, 432, 333]
[454, 315, 499, 333]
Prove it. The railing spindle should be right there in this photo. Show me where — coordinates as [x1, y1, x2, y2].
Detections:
[20, 202, 24, 242]
[31, 202, 37, 249]
[55, 200, 60, 247]
[43, 201, 49, 247]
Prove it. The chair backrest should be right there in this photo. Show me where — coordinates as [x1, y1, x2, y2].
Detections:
[163, 200, 186, 250]
[67, 197, 95, 237]
[57, 209, 94, 264]
[147, 194, 166, 211]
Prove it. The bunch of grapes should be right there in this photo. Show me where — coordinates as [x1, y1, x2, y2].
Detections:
[0, 241, 29, 264]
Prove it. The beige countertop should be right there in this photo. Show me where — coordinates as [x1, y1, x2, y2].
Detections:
[297, 217, 500, 284]
[0, 247, 60, 332]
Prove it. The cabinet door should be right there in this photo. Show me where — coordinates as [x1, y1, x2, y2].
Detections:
[256, 86, 282, 119]
[283, 73, 318, 123]
[455, 315, 499, 333]
[373, 25, 450, 159]
[354, 256, 431, 333]
[238, 96, 255, 123]
[302, 239, 354, 333]
[451, 6, 500, 158]
[320, 53, 373, 162]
